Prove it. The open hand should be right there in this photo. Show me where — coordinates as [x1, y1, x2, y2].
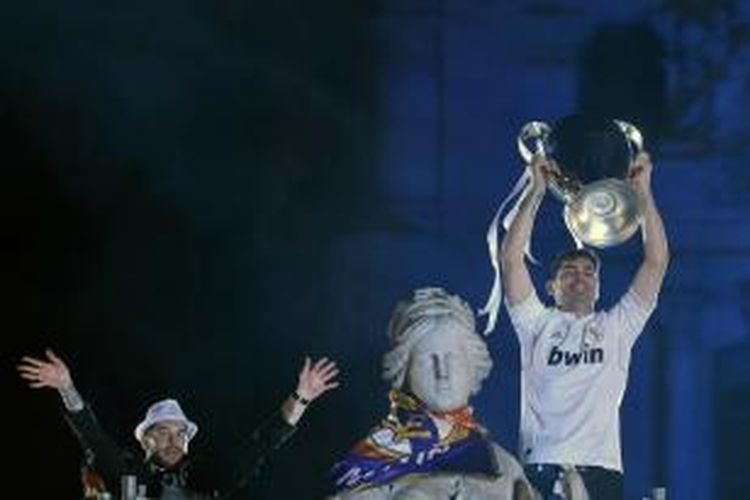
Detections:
[295, 357, 340, 403]
[17, 349, 73, 390]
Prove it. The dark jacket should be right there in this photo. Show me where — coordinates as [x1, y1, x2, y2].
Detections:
[65, 403, 296, 498]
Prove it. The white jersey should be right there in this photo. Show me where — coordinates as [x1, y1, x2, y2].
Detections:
[507, 289, 655, 472]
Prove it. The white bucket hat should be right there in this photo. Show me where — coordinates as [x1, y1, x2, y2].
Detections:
[134, 399, 198, 444]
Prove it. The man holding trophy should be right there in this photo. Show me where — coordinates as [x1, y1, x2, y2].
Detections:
[494, 115, 670, 499]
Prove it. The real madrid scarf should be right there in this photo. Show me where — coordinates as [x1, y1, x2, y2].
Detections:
[330, 390, 500, 492]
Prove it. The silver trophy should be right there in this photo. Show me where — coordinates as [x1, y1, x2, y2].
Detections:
[517, 114, 644, 248]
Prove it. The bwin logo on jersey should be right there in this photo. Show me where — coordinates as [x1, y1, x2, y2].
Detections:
[547, 345, 604, 366]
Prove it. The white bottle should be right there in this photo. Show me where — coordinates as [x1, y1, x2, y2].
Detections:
[652, 487, 666, 500]
[135, 484, 148, 500]
[120, 475, 137, 500]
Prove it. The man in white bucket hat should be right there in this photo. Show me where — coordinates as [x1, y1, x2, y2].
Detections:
[18, 349, 340, 498]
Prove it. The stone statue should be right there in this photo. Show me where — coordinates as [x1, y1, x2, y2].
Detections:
[328, 287, 545, 500]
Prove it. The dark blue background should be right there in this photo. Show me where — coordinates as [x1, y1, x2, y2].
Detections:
[4, 1, 749, 498]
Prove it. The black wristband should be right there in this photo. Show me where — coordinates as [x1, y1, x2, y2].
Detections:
[291, 391, 310, 406]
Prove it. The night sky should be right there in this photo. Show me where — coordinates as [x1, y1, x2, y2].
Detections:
[4, 1, 375, 497]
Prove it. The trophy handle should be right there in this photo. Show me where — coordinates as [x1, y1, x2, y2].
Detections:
[517, 121, 551, 163]
[614, 119, 644, 154]
[517, 120, 584, 203]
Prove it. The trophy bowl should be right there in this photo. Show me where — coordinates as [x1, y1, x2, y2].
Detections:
[517, 114, 645, 248]
[563, 178, 640, 247]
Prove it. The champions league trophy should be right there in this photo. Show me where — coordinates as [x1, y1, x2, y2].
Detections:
[517, 114, 645, 248]
[481, 114, 646, 334]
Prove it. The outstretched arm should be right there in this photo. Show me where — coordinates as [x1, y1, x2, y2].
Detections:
[17, 349, 127, 488]
[222, 357, 340, 496]
[628, 152, 670, 306]
[500, 155, 555, 305]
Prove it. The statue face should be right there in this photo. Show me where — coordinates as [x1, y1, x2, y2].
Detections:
[406, 326, 473, 412]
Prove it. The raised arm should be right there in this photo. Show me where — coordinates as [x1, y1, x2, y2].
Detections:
[499, 155, 555, 305]
[17, 349, 127, 488]
[222, 357, 340, 496]
[241, 356, 340, 463]
[628, 151, 670, 306]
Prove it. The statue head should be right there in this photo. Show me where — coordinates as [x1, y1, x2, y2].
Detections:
[382, 287, 493, 412]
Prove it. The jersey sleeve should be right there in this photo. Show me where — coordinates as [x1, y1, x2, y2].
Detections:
[607, 289, 657, 369]
[506, 290, 550, 366]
